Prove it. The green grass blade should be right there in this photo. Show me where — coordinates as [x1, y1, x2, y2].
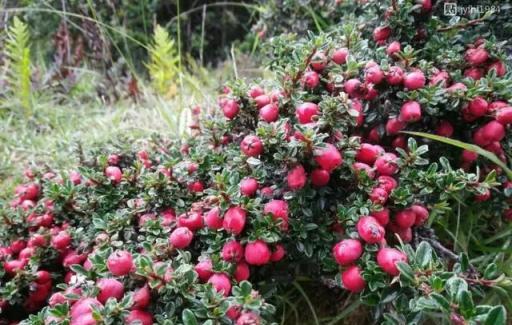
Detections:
[402, 131, 512, 180]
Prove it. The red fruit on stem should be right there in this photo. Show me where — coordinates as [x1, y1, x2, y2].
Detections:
[132, 285, 151, 310]
[386, 118, 405, 135]
[411, 204, 429, 226]
[374, 153, 399, 176]
[365, 65, 384, 84]
[245, 240, 271, 265]
[468, 97, 488, 117]
[395, 209, 416, 228]
[248, 85, 265, 98]
[51, 231, 71, 250]
[310, 51, 327, 71]
[195, 259, 213, 282]
[488, 60, 507, 77]
[482, 121, 505, 142]
[287, 165, 307, 190]
[386, 66, 404, 85]
[302, 70, 320, 89]
[377, 248, 408, 276]
[169, 227, 194, 249]
[221, 240, 244, 262]
[400, 101, 422, 122]
[386, 41, 401, 57]
[236, 312, 261, 325]
[311, 169, 330, 187]
[254, 95, 271, 109]
[496, 107, 512, 125]
[264, 200, 289, 231]
[204, 207, 223, 230]
[222, 99, 239, 119]
[344, 79, 361, 97]
[105, 166, 122, 184]
[259, 103, 279, 122]
[240, 135, 263, 157]
[332, 239, 363, 265]
[296, 102, 319, 124]
[240, 177, 259, 197]
[357, 216, 385, 244]
[369, 187, 389, 205]
[208, 273, 232, 296]
[223, 206, 247, 235]
[371, 207, 390, 226]
[373, 26, 391, 44]
[403, 71, 425, 90]
[234, 262, 250, 282]
[271, 244, 286, 262]
[177, 212, 203, 231]
[341, 265, 366, 293]
[331, 48, 349, 64]
[107, 250, 133, 277]
[96, 278, 124, 304]
[314, 143, 343, 172]
[436, 120, 454, 137]
[125, 310, 153, 325]
[465, 47, 489, 65]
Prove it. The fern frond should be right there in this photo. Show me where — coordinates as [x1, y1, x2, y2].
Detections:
[4, 17, 33, 116]
[145, 25, 179, 98]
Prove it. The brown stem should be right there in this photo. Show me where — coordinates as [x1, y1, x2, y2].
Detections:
[284, 47, 317, 98]
[437, 17, 487, 32]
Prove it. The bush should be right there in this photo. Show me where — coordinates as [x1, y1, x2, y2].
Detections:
[1, 1, 512, 324]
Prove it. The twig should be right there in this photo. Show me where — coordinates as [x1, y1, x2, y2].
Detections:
[284, 47, 317, 98]
[437, 17, 488, 32]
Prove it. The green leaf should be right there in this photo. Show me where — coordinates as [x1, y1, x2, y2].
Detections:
[446, 277, 468, 302]
[458, 290, 475, 318]
[415, 242, 433, 268]
[182, 309, 198, 325]
[402, 131, 512, 180]
[484, 306, 506, 325]
[397, 262, 415, 284]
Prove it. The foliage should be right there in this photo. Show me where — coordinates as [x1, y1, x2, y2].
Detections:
[1, 17, 33, 117]
[146, 25, 179, 99]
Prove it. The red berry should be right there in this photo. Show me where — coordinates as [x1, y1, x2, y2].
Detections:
[386, 66, 404, 85]
[236, 312, 261, 325]
[386, 41, 401, 57]
[4, 259, 28, 275]
[310, 51, 327, 71]
[377, 248, 408, 276]
[369, 187, 389, 205]
[107, 250, 133, 277]
[314, 143, 343, 172]
[96, 278, 124, 304]
[496, 107, 512, 125]
[411, 204, 429, 226]
[105, 166, 122, 184]
[244, 240, 271, 266]
[344, 79, 362, 97]
[177, 212, 204, 231]
[302, 70, 320, 89]
[132, 285, 151, 310]
[357, 216, 385, 244]
[371, 207, 390, 226]
[395, 209, 416, 229]
[222, 240, 244, 262]
[169, 227, 194, 249]
[400, 101, 422, 122]
[488, 60, 507, 77]
[223, 206, 247, 235]
[464, 67, 484, 80]
[296, 102, 319, 124]
[188, 181, 204, 193]
[254, 95, 271, 109]
[365, 65, 384, 84]
[468, 96, 488, 117]
[331, 48, 349, 64]
[125, 310, 153, 325]
[373, 26, 391, 44]
[482, 121, 505, 142]
[374, 153, 399, 176]
[332, 239, 363, 265]
[341, 265, 366, 293]
[222, 99, 240, 119]
[356, 143, 383, 165]
[240, 135, 263, 157]
[51, 231, 71, 250]
[234, 262, 250, 282]
[311, 169, 330, 187]
[465, 47, 489, 66]
[386, 118, 405, 135]
[240, 177, 258, 197]
[287, 165, 307, 190]
[208, 273, 232, 296]
[264, 200, 289, 231]
[436, 120, 454, 137]
[204, 207, 223, 230]
[195, 259, 213, 282]
[270, 244, 286, 262]
[248, 85, 265, 98]
[260, 103, 279, 122]
[403, 71, 425, 90]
